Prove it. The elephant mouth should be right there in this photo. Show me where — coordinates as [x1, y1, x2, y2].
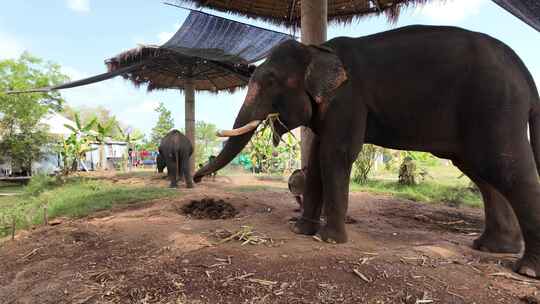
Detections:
[271, 119, 287, 147]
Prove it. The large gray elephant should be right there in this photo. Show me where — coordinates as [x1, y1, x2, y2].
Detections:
[194, 25, 540, 277]
[158, 129, 194, 188]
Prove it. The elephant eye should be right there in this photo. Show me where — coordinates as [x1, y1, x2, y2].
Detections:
[265, 72, 278, 86]
[272, 95, 284, 110]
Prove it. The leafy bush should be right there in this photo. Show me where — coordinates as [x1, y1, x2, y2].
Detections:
[350, 180, 482, 208]
[406, 151, 439, 166]
[351, 144, 379, 184]
[245, 124, 299, 175]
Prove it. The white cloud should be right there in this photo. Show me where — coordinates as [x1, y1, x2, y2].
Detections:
[0, 32, 24, 59]
[66, 0, 90, 13]
[132, 23, 181, 46]
[122, 99, 160, 115]
[157, 31, 175, 45]
[415, 0, 487, 24]
[157, 23, 181, 44]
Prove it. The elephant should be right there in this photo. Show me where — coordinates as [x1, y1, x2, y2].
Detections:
[158, 129, 194, 188]
[288, 167, 307, 211]
[193, 25, 540, 277]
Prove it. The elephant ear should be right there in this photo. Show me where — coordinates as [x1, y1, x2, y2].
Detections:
[304, 45, 348, 105]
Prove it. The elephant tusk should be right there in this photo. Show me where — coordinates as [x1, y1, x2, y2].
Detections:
[216, 120, 261, 137]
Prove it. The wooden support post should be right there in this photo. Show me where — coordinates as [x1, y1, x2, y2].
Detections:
[43, 206, 48, 226]
[300, 0, 327, 168]
[11, 216, 16, 241]
[184, 78, 196, 174]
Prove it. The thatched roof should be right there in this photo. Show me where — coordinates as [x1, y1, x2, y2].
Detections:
[106, 10, 292, 93]
[105, 45, 253, 93]
[174, 0, 431, 28]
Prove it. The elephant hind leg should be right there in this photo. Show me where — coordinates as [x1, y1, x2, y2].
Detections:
[181, 151, 194, 188]
[166, 160, 178, 188]
[466, 139, 540, 278]
[453, 160, 523, 253]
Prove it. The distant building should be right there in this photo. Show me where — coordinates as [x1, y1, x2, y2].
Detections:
[0, 111, 128, 176]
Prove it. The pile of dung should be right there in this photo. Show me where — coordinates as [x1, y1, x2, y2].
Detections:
[181, 198, 238, 220]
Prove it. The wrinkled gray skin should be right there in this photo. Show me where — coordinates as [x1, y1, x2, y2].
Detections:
[194, 25, 540, 278]
[158, 130, 194, 188]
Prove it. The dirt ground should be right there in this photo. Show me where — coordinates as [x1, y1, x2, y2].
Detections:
[1, 173, 539, 304]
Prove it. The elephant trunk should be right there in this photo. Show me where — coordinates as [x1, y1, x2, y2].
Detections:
[193, 86, 269, 182]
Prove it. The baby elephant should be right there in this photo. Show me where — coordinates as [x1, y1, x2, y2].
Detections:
[158, 130, 194, 188]
[288, 168, 306, 212]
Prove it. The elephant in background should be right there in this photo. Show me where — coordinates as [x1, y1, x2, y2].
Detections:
[158, 129, 194, 188]
[193, 25, 540, 277]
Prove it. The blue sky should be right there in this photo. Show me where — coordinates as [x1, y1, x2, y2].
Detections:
[1, 0, 539, 135]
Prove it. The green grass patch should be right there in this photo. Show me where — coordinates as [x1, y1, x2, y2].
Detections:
[226, 185, 286, 193]
[0, 183, 24, 195]
[350, 179, 481, 208]
[0, 175, 177, 237]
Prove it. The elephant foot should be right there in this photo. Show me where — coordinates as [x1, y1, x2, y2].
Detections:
[472, 231, 522, 254]
[290, 217, 320, 236]
[315, 225, 348, 244]
[186, 182, 194, 189]
[514, 254, 540, 278]
[169, 184, 178, 189]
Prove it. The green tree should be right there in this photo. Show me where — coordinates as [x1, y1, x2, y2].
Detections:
[194, 121, 219, 166]
[0, 53, 69, 174]
[150, 102, 174, 148]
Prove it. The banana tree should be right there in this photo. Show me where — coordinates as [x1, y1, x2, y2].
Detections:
[57, 133, 96, 175]
[246, 123, 299, 175]
[63, 112, 96, 138]
[61, 112, 96, 173]
[93, 119, 117, 171]
[116, 126, 143, 171]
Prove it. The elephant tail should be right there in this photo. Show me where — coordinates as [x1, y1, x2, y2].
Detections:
[530, 104, 540, 175]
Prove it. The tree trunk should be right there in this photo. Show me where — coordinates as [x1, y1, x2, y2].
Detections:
[300, 0, 327, 168]
[99, 144, 105, 171]
[185, 79, 196, 174]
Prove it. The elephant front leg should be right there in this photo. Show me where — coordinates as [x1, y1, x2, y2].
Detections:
[292, 136, 323, 236]
[317, 147, 354, 244]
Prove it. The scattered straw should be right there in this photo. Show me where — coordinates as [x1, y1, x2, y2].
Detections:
[216, 226, 273, 246]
